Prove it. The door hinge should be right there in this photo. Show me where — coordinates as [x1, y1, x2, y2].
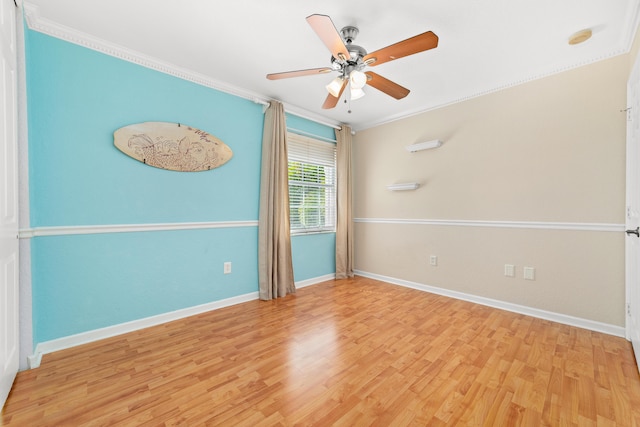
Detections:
[628, 303, 632, 316]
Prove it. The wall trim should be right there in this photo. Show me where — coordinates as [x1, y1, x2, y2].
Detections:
[354, 218, 624, 233]
[296, 274, 336, 289]
[355, 270, 626, 338]
[22, 3, 265, 104]
[22, 3, 639, 134]
[19, 220, 259, 239]
[22, 219, 621, 239]
[354, 47, 629, 131]
[20, 2, 342, 131]
[27, 290, 259, 369]
[25, 272, 335, 369]
[24, 269, 623, 369]
[623, 0, 640, 53]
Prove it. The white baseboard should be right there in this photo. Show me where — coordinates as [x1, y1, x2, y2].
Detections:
[296, 274, 336, 289]
[32, 270, 620, 370]
[355, 270, 626, 338]
[27, 273, 337, 369]
[28, 291, 259, 369]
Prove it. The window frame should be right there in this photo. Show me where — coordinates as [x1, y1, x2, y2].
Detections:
[287, 132, 337, 235]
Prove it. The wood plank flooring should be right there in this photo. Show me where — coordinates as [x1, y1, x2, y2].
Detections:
[2, 277, 640, 426]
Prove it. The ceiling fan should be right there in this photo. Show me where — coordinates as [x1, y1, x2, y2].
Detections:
[266, 14, 439, 109]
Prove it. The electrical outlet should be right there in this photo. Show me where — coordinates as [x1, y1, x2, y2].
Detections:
[430, 255, 438, 266]
[224, 262, 232, 274]
[524, 267, 535, 280]
[504, 264, 515, 277]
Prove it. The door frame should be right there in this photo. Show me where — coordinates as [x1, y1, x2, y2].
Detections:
[0, 0, 20, 410]
[626, 48, 640, 370]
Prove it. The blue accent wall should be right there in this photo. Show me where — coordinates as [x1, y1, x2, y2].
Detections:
[26, 31, 262, 226]
[31, 228, 258, 343]
[25, 30, 336, 346]
[286, 114, 337, 142]
[291, 233, 336, 282]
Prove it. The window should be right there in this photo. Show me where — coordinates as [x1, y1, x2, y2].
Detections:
[287, 132, 336, 234]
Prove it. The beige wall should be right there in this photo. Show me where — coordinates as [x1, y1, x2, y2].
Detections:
[353, 54, 628, 326]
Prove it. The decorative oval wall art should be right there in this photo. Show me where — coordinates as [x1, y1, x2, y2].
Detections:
[114, 122, 233, 172]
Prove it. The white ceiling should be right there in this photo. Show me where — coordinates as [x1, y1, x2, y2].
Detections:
[22, 0, 640, 131]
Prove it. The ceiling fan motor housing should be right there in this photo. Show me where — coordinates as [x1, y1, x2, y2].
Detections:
[328, 25, 367, 74]
[341, 26, 359, 44]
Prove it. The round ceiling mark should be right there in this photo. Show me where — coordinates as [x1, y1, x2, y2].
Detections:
[569, 29, 592, 45]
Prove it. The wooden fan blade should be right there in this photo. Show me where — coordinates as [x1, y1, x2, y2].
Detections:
[365, 72, 410, 99]
[364, 31, 438, 67]
[322, 79, 348, 109]
[267, 67, 332, 80]
[306, 14, 350, 61]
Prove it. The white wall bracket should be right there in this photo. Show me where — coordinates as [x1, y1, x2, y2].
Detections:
[405, 139, 442, 152]
[387, 183, 420, 191]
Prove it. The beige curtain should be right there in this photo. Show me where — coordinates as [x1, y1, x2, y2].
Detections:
[335, 125, 354, 279]
[258, 101, 295, 300]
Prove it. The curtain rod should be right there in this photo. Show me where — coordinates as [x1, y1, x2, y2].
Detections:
[252, 98, 343, 131]
[285, 110, 342, 131]
[287, 127, 337, 143]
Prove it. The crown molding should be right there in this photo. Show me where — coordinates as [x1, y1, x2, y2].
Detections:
[353, 2, 640, 131]
[20, 1, 640, 133]
[22, 3, 266, 104]
[21, 2, 342, 130]
[623, 0, 640, 52]
[354, 49, 630, 131]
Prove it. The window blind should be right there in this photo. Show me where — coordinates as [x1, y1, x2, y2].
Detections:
[287, 133, 337, 234]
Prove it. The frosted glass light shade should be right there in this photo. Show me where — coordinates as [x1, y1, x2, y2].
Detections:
[349, 70, 367, 89]
[326, 77, 344, 97]
[350, 87, 365, 100]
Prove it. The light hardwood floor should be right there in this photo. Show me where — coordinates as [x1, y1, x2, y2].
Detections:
[2, 277, 640, 426]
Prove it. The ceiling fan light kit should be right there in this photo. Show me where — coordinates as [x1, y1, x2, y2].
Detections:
[349, 70, 367, 89]
[266, 14, 439, 110]
[326, 76, 345, 97]
[350, 87, 366, 100]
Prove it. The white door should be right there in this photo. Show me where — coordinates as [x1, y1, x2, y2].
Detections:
[626, 52, 640, 370]
[0, 0, 19, 410]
